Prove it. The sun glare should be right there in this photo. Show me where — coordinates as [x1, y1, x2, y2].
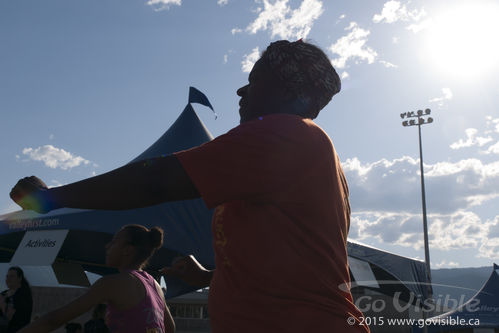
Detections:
[424, 2, 499, 79]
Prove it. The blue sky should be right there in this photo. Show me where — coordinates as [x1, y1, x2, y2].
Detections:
[1, 0, 499, 269]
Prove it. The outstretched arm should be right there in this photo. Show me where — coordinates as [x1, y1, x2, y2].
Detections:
[18, 276, 113, 333]
[161, 255, 213, 288]
[10, 154, 200, 213]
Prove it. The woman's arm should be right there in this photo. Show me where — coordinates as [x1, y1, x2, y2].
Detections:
[154, 281, 175, 333]
[18, 276, 114, 333]
[164, 303, 175, 333]
[10, 155, 200, 213]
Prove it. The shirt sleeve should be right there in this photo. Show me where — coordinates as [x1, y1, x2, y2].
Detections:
[175, 117, 314, 209]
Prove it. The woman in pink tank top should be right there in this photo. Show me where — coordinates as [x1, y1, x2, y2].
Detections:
[19, 224, 175, 333]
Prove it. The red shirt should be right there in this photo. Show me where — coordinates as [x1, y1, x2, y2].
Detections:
[176, 114, 369, 333]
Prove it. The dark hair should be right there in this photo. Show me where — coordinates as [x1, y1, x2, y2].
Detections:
[121, 224, 163, 269]
[65, 322, 82, 333]
[260, 39, 341, 119]
[8, 266, 32, 300]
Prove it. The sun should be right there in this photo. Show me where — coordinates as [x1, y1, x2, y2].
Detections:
[424, 2, 499, 79]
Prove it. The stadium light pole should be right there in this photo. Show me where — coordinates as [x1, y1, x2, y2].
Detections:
[400, 109, 434, 301]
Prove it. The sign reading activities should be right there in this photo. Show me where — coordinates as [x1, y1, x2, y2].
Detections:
[10, 230, 69, 266]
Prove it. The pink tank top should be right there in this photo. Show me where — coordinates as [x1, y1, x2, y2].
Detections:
[106, 270, 166, 333]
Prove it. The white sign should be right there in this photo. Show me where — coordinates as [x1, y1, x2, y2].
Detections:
[10, 230, 69, 266]
[0, 263, 97, 288]
[348, 256, 380, 288]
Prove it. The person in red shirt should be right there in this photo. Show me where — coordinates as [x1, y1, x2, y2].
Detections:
[10, 40, 369, 333]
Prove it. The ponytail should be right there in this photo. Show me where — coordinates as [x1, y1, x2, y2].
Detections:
[148, 227, 164, 249]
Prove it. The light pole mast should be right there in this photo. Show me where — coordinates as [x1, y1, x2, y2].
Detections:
[401, 108, 433, 301]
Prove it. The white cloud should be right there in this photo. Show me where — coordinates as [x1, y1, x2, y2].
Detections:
[434, 260, 460, 268]
[429, 211, 488, 250]
[245, 0, 323, 39]
[480, 216, 499, 259]
[50, 179, 64, 187]
[345, 154, 499, 257]
[480, 238, 499, 259]
[373, 0, 426, 24]
[372, 1, 430, 34]
[344, 156, 499, 214]
[146, 0, 181, 11]
[373, 0, 406, 23]
[485, 116, 499, 134]
[217, 0, 228, 6]
[350, 210, 492, 253]
[429, 87, 453, 107]
[392, 36, 400, 44]
[350, 212, 424, 248]
[485, 142, 499, 154]
[425, 158, 499, 178]
[329, 22, 377, 69]
[379, 60, 398, 68]
[241, 47, 260, 73]
[336, 14, 346, 24]
[486, 216, 499, 238]
[344, 156, 421, 213]
[406, 19, 432, 33]
[430, 87, 453, 101]
[22, 145, 90, 170]
[450, 128, 493, 150]
[340, 71, 349, 79]
[231, 28, 243, 35]
[223, 54, 228, 64]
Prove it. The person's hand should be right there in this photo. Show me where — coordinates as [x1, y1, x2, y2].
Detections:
[161, 255, 213, 288]
[10, 176, 54, 214]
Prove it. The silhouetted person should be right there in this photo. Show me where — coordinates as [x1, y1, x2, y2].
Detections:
[17, 225, 175, 333]
[11, 39, 368, 333]
[0, 267, 33, 332]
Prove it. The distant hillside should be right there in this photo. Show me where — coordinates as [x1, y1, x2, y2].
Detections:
[431, 266, 493, 305]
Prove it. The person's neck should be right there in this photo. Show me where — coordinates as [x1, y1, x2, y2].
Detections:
[118, 263, 141, 273]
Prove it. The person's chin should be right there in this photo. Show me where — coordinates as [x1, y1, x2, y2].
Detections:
[239, 108, 248, 124]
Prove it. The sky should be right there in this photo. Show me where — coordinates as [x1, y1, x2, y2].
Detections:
[1, 0, 499, 269]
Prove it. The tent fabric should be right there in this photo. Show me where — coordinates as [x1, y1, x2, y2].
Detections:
[0, 87, 429, 300]
[348, 241, 430, 300]
[412, 264, 499, 332]
[129, 102, 213, 164]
